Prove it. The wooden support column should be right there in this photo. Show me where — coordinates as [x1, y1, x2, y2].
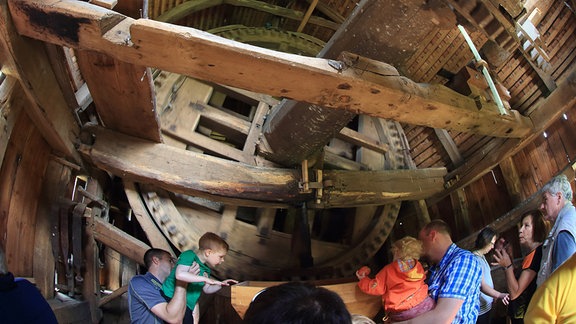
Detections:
[104, 249, 121, 291]
[450, 188, 473, 234]
[218, 205, 238, 240]
[434, 128, 463, 166]
[83, 176, 105, 323]
[34, 159, 72, 298]
[352, 115, 385, 244]
[256, 208, 275, 237]
[244, 102, 271, 161]
[262, 0, 457, 166]
[84, 206, 102, 324]
[499, 157, 523, 206]
[291, 204, 313, 268]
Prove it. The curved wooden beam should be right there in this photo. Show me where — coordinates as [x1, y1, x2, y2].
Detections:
[79, 126, 446, 208]
[155, 0, 339, 31]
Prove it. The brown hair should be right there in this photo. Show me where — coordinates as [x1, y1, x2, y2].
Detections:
[143, 248, 170, 269]
[421, 219, 451, 236]
[199, 232, 229, 252]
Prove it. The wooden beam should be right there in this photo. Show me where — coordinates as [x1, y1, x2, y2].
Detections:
[76, 50, 161, 142]
[80, 126, 447, 208]
[337, 127, 389, 154]
[303, 0, 344, 24]
[434, 66, 576, 203]
[260, 0, 455, 167]
[82, 126, 307, 207]
[92, 215, 151, 265]
[323, 148, 366, 170]
[156, 0, 339, 31]
[1, 0, 80, 161]
[98, 285, 128, 307]
[0, 77, 21, 169]
[499, 157, 523, 205]
[8, 0, 534, 138]
[434, 128, 463, 165]
[123, 181, 174, 254]
[91, 0, 117, 10]
[313, 167, 447, 208]
[189, 102, 251, 136]
[243, 102, 271, 159]
[297, 0, 318, 33]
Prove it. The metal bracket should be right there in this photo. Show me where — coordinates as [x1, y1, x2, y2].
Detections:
[299, 160, 328, 204]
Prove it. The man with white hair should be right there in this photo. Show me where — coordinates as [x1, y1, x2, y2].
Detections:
[537, 174, 576, 285]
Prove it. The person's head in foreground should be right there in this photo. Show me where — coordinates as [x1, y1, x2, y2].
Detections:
[243, 281, 352, 324]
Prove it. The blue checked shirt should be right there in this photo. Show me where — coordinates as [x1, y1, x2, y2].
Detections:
[428, 243, 482, 324]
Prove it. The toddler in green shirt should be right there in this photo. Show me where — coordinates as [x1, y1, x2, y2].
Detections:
[162, 232, 237, 324]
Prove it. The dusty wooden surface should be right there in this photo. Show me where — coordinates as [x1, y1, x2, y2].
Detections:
[231, 281, 381, 319]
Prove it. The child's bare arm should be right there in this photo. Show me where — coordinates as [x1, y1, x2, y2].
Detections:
[202, 278, 238, 294]
[174, 263, 207, 283]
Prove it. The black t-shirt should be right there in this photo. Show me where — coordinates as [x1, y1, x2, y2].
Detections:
[508, 244, 543, 320]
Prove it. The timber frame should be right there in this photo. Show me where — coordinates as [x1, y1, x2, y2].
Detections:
[1, 0, 576, 322]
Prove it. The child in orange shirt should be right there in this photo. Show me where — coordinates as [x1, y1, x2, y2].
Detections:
[356, 236, 434, 322]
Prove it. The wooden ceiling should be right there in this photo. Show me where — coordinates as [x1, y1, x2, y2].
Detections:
[5, 0, 573, 211]
[4, 0, 576, 280]
[132, 0, 576, 198]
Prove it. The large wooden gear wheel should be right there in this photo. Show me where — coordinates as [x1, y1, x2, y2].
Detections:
[125, 26, 412, 281]
[126, 115, 408, 281]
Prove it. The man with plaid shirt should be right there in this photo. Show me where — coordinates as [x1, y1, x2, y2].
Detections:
[397, 220, 482, 324]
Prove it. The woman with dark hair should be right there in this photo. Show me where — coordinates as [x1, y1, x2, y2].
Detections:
[493, 210, 550, 323]
[472, 227, 510, 324]
[243, 281, 352, 324]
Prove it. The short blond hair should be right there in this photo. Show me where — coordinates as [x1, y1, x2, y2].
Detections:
[391, 236, 423, 261]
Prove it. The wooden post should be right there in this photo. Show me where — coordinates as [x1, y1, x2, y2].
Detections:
[297, 0, 318, 32]
[450, 188, 473, 234]
[499, 157, 523, 205]
[34, 159, 71, 298]
[83, 177, 105, 323]
[84, 206, 103, 323]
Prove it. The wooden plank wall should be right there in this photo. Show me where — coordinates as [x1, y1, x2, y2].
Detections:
[429, 102, 576, 240]
[427, 2, 576, 239]
[463, 170, 506, 232]
[0, 109, 50, 276]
